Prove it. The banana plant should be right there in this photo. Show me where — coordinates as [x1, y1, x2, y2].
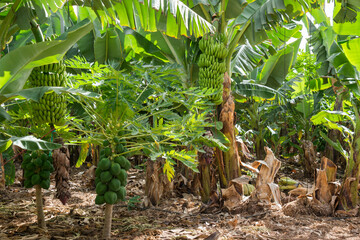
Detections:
[306, 2, 360, 213]
[311, 99, 360, 211]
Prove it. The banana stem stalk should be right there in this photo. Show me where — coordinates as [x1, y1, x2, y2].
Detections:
[30, 20, 44, 43]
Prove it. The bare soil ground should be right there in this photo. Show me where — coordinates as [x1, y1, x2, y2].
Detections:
[0, 165, 359, 240]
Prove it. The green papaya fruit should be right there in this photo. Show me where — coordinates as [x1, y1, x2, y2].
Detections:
[39, 170, 50, 180]
[98, 158, 111, 171]
[40, 179, 50, 189]
[95, 195, 105, 205]
[31, 174, 41, 185]
[96, 182, 108, 195]
[116, 187, 126, 201]
[100, 171, 113, 183]
[108, 178, 121, 192]
[104, 191, 117, 204]
[110, 163, 121, 176]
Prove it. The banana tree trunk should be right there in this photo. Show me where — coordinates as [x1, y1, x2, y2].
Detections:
[325, 95, 344, 168]
[217, 72, 241, 188]
[198, 143, 216, 203]
[338, 149, 360, 211]
[338, 107, 360, 212]
[199, 158, 211, 202]
[0, 153, 5, 189]
[145, 157, 173, 206]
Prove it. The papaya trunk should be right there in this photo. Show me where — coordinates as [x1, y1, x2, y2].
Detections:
[217, 72, 241, 188]
[103, 204, 113, 239]
[35, 185, 46, 229]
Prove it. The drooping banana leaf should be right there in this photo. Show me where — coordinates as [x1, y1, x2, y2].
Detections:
[258, 38, 301, 89]
[231, 40, 275, 76]
[74, 0, 215, 39]
[342, 38, 360, 71]
[233, 0, 309, 45]
[233, 80, 285, 100]
[0, 19, 93, 99]
[0, 135, 61, 151]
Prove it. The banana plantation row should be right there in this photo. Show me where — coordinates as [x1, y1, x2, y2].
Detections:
[0, 0, 360, 238]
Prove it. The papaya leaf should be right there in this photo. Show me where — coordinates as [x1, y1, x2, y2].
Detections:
[163, 158, 175, 182]
[0, 19, 93, 100]
[165, 149, 198, 173]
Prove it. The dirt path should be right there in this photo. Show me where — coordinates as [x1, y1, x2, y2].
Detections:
[0, 167, 359, 239]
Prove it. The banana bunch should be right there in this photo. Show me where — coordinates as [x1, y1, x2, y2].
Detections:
[198, 34, 228, 104]
[28, 61, 66, 87]
[32, 92, 67, 125]
[28, 37, 67, 126]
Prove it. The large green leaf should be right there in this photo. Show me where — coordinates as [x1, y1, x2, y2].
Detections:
[30, 0, 66, 23]
[225, 0, 248, 20]
[342, 38, 360, 71]
[75, 0, 214, 38]
[234, 0, 308, 31]
[266, 23, 302, 48]
[231, 40, 275, 76]
[0, 107, 11, 121]
[311, 110, 353, 125]
[0, 0, 67, 48]
[0, 19, 93, 100]
[3, 86, 100, 102]
[0, 0, 22, 50]
[320, 131, 349, 161]
[0, 139, 12, 153]
[94, 28, 123, 64]
[258, 39, 301, 89]
[306, 15, 356, 79]
[0, 135, 61, 151]
[333, 1, 360, 35]
[123, 28, 168, 62]
[333, 0, 360, 24]
[233, 81, 284, 99]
